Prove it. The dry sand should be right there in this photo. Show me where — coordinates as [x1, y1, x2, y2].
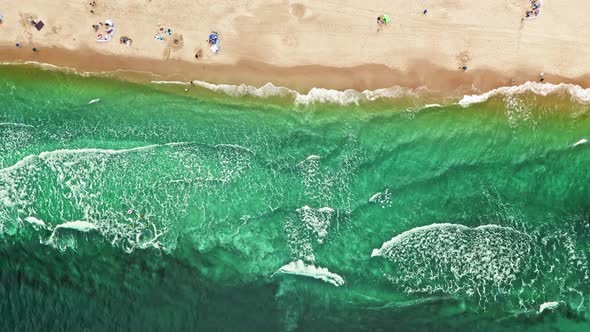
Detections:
[0, 0, 588, 93]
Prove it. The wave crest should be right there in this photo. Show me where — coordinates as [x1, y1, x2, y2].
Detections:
[274, 260, 345, 287]
[153, 80, 419, 105]
[372, 223, 532, 300]
[459, 81, 590, 107]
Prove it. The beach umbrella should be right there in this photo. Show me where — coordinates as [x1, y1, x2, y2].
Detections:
[382, 14, 390, 23]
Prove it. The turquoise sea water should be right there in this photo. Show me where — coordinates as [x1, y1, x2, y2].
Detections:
[1, 65, 589, 331]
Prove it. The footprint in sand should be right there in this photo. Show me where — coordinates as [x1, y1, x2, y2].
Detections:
[20, 13, 37, 28]
[282, 33, 298, 48]
[169, 34, 184, 50]
[456, 50, 472, 68]
[163, 34, 184, 60]
[290, 3, 307, 19]
[193, 48, 203, 60]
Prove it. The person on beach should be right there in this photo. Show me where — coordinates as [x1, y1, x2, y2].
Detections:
[377, 14, 390, 31]
[32, 47, 39, 52]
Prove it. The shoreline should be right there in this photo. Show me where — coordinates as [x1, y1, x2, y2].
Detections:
[2, 46, 590, 98]
[3, 1, 590, 96]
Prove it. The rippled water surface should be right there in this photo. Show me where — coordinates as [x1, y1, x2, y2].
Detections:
[1, 65, 589, 331]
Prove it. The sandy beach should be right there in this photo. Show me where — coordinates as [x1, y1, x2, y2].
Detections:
[1, 0, 589, 93]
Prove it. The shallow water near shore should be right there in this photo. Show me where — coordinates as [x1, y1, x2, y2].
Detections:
[1, 65, 589, 331]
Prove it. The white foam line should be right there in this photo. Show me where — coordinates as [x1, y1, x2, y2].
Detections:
[21, 61, 94, 77]
[0, 155, 38, 175]
[8, 62, 590, 108]
[573, 139, 588, 147]
[459, 81, 590, 107]
[37, 144, 161, 159]
[48, 220, 98, 243]
[154, 80, 420, 105]
[539, 301, 559, 313]
[54, 220, 98, 232]
[88, 98, 100, 105]
[318, 207, 335, 213]
[161, 78, 590, 107]
[274, 260, 345, 287]
[0, 122, 35, 128]
[371, 223, 524, 257]
[369, 192, 382, 203]
[0, 142, 194, 175]
[9, 62, 590, 108]
[151, 80, 191, 86]
[37, 142, 194, 159]
[24, 216, 46, 228]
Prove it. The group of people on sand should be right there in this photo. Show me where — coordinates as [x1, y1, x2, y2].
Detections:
[94, 19, 116, 43]
[154, 23, 173, 41]
[525, 0, 542, 19]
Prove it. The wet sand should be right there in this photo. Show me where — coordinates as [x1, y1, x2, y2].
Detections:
[1, 0, 589, 92]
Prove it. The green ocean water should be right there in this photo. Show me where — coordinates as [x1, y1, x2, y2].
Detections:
[1, 65, 589, 331]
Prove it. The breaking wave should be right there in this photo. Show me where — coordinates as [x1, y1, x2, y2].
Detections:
[372, 223, 533, 300]
[538, 301, 560, 314]
[0, 122, 35, 128]
[274, 260, 345, 287]
[0, 141, 255, 252]
[155, 79, 590, 108]
[152, 80, 420, 105]
[459, 81, 590, 107]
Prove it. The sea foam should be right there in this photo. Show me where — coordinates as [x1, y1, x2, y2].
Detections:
[372, 223, 532, 299]
[53, 220, 98, 232]
[459, 81, 590, 107]
[274, 260, 345, 287]
[0, 142, 194, 251]
[156, 79, 590, 107]
[0, 122, 35, 128]
[47, 220, 99, 247]
[296, 205, 334, 243]
[5, 61, 590, 108]
[538, 301, 560, 313]
[152, 80, 418, 105]
[24, 216, 46, 229]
